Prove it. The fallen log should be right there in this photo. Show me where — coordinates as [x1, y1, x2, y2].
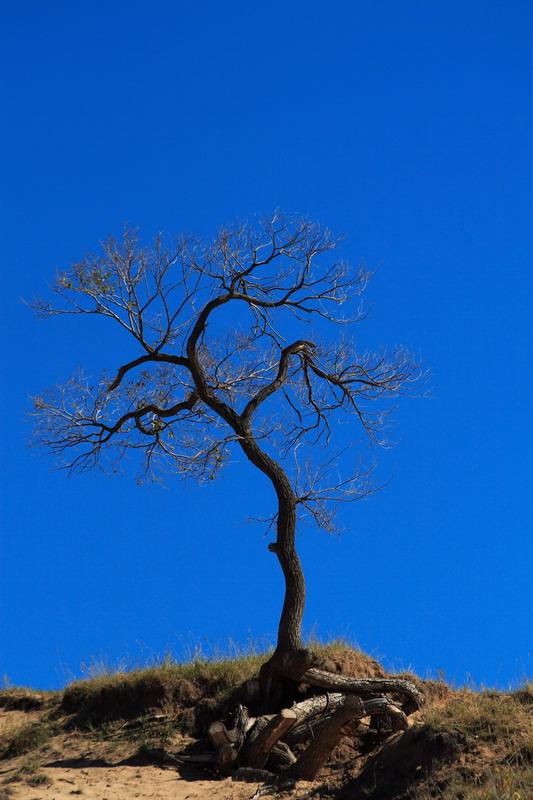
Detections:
[363, 697, 408, 732]
[240, 709, 297, 769]
[290, 692, 350, 721]
[146, 748, 215, 765]
[193, 682, 416, 776]
[268, 741, 297, 768]
[229, 704, 252, 751]
[207, 722, 237, 773]
[285, 694, 406, 744]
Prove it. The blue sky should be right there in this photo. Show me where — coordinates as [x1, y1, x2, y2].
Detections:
[1, 0, 531, 690]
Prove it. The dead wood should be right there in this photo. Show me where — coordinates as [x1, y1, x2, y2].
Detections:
[290, 691, 351, 721]
[229, 704, 252, 751]
[363, 697, 408, 731]
[202, 671, 420, 776]
[284, 693, 406, 744]
[240, 709, 297, 768]
[208, 721, 232, 750]
[301, 668, 423, 713]
[286, 695, 363, 781]
[207, 722, 237, 773]
[268, 741, 297, 768]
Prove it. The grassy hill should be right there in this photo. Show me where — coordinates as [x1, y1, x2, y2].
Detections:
[1, 643, 531, 799]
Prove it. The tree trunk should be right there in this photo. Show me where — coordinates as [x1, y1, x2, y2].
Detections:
[239, 436, 305, 653]
[237, 435, 315, 704]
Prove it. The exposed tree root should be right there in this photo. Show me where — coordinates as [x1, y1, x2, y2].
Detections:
[174, 667, 423, 782]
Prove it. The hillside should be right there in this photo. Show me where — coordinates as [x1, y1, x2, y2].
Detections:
[1, 645, 531, 800]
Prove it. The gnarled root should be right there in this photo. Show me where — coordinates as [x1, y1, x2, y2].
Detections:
[181, 684, 417, 779]
[174, 664, 422, 780]
[301, 668, 423, 714]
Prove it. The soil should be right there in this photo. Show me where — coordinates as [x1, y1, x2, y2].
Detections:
[0, 717, 314, 800]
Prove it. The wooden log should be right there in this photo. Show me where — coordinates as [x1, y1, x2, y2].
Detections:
[301, 669, 423, 712]
[287, 703, 402, 745]
[290, 692, 347, 721]
[215, 743, 236, 771]
[208, 721, 232, 750]
[286, 710, 359, 745]
[269, 741, 297, 768]
[241, 708, 297, 768]
[207, 722, 237, 774]
[362, 698, 408, 732]
[229, 705, 252, 751]
[286, 695, 362, 781]
[164, 753, 215, 764]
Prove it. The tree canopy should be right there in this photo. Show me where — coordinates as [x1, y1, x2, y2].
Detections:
[31, 212, 422, 527]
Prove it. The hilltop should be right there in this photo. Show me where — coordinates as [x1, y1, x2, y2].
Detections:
[1, 643, 531, 800]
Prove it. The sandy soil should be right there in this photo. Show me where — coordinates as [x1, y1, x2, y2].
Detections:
[0, 708, 314, 800]
[2, 764, 269, 800]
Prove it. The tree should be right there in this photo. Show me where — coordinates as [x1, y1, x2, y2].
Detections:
[30, 211, 424, 716]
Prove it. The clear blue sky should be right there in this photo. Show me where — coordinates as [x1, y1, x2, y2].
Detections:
[1, 1, 531, 691]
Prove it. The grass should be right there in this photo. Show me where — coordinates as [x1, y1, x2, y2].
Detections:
[416, 681, 533, 800]
[1, 721, 57, 758]
[61, 636, 371, 726]
[61, 651, 267, 722]
[419, 763, 533, 800]
[0, 687, 56, 711]
[423, 687, 532, 743]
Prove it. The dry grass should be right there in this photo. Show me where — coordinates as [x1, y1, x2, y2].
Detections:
[423, 688, 531, 742]
[60, 638, 373, 730]
[413, 683, 533, 800]
[0, 688, 56, 712]
[1, 720, 56, 758]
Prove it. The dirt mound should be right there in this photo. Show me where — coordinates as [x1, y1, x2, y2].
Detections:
[336, 725, 461, 799]
[0, 691, 52, 712]
[318, 649, 386, 680]
[62, 675, 204, 724]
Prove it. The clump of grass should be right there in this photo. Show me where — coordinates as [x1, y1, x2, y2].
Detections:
[61, 651, 271, 733]
[63, 637, 375, 713]
[65, 650, 266, 700]
[1, 721, 55, 758]
[512, 682, 533, 705]
[0, 688, 57, 711]
[60, 637, 383, 735]
[417, 685, 533, 799]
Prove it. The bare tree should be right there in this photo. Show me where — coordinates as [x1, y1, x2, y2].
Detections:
[30, 211, 424, 706]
